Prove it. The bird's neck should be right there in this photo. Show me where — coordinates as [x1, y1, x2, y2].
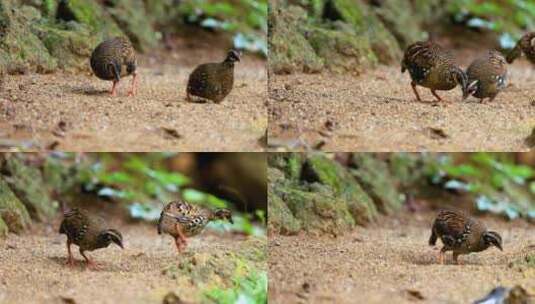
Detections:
[222, 60, 235, 68]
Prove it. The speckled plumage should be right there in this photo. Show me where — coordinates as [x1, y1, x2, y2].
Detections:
[465, 50, 507, 102]
[401, 40, 468, 102]
[157, 200, 233, 252]
[186, 50, 241, 103]
[90, 36, 138, 96]
[429, 209, 502, 264]
[506, 32, 535, 64]
[59, 208, 123, 269]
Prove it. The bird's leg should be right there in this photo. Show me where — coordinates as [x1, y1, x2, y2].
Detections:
[453, 252, 462, 265]
[128, 72, 138, 97]
[80, 249, 100, 270]
[431, 89, 450, 104]
[438, 247, 446, 264]
[65, 240, 75, 267]
[174, 237, 183, 253]
[410, 81, 422, 101]
[110, 80, 119, 97]
[175, 223, 188, 249]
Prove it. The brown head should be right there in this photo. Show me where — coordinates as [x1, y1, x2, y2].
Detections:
[97, 229, 124, 249]
[482, 231, 502, 251]
[213, 209, 233, 224]
[224, 49, 241, 64]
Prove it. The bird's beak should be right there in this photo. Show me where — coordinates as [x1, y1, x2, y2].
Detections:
[228, 217, 234, 225]
[116, 240, 124, 249]
[496, 243, 503, 251]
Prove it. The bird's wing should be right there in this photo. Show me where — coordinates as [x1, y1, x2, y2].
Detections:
[434, 209, 469, 238]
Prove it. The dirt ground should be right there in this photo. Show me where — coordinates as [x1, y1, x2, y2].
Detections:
[0, 217, 265, 304]
[268, 58, 535, 151]
[268, 212, 535, 304]
[0, 35, 267, 152]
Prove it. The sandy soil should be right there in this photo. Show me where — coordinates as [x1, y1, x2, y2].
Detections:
[0, 218, 265, 304]
[268, 212, 535, 304]
[0, 38, 267, 152]
[268, 59, 535, 152]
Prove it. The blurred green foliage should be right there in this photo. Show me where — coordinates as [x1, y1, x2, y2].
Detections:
[179, 0, 267, 55]
[428, 153, 535, 220]
[48, 153, 264, 235]
[447, 0, 535, 48]
[203, 267, 267, 304]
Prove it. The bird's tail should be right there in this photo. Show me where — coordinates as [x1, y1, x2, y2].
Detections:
[428, 229, 438, 246]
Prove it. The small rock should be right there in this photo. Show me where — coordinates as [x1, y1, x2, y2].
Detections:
[302, 282, 311, 293]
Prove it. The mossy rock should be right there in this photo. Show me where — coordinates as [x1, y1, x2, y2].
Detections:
[55, 0, 122, 39]
[267, 172, 301, 235]
[3, 155, 57, 221]
[328, 0, 401, 64]
[370, 0, 426, 50]
[268, 3, 324, 74]
[0, 1, 58, 73]
[162, 237, 266, 287]
[106, 0, 159, 52]
[0, 217, 7, 237]
[278, 184, 355, 235]
[349, 153, 403, 214]
[268, 153, 380, 235]
[307, 23, 377, 74]
[0, 177, 31, 235]
[302, 154, 378, 224]
[34, 21, 98, 71]
[267, 153, 304, 181]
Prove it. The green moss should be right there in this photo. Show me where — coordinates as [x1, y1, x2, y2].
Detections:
[350, 154, 403, 214]
[34, 22, 98, 71]
[280, 185, 355, 235]
[329, 0, 401, 63]
[526, 254, 535, 267]
[0, 217, 7, 237]
[0, 2, 57, 73]
[3, 155, 57, 221]
[267, 180, 301, 235]
[106, 0, 159, 51]
[307, 25, 377, 73]
[65, 0, 122, 38]
[162, 238, 266, 292]
[0, 177, 31, 235]
[303, 154, 378, 224]
[371, 0, 426, 49]
[268, 4, 324, 74]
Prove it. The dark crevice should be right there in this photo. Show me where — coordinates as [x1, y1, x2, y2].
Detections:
[322, 0, 342, 22]
[56, 0, 77, 22]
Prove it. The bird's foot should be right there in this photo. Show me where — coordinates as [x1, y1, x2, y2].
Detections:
[127, 90, 135, 97]
[65, 257, 76, 267]
[86, 261, 102, 271]
[438, 252, 444, 265]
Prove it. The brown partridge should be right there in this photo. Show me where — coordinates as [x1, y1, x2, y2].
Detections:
[157, 200, 233, 253]
[465, 50, 507, 103]
[90, 36, 138, 97]
[402, 40, 468, 103]
[186, 50, 241, 103]
[59, 208, 124, 270]
[506, 32, 535, 64]
[429, 209, 502, 264]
